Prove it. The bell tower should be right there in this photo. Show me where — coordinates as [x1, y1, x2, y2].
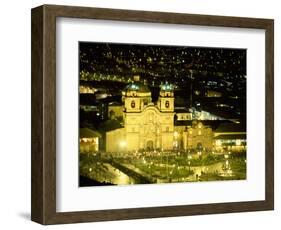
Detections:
[157, 83, 174, 112]
[122, 76, 152, 113]
[123, 84, 142, 112]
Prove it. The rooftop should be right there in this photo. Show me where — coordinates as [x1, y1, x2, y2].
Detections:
[80, 128, 102, 138]
[214, 134, 246, 140]
[124, 82, 150, 93]
[160, 82, 174, 91]
[215, 122, 246, 133]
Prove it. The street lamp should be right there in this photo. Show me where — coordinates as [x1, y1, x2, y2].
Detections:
[169, 170, 173, 183]
[88, 167, 93, 179]
[149, 162, 153, 177]
[143, 157, 146, 164]
[197, 151, 202, 164]
[165, 153, 169, 181]
[188, 154, 192, 173]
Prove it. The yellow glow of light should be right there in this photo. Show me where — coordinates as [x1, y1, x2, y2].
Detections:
[236, 139, 241, 146]
[216, 140, 222, 146]
[119, 141, 127, 148]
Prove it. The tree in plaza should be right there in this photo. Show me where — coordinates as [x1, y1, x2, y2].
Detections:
[80, 153, 109, 181]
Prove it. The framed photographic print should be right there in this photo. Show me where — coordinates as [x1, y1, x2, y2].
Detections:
[31, 4, 274, 225]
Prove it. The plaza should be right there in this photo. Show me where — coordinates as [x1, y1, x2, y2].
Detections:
[80, 149, 246, 186]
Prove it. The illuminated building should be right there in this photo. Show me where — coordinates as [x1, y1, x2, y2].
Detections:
[79, 85, 97, 94]
[192, 110, 225, 120]
[106, 79, 175, 152]
[79, 128, 101, 153]
[182, 121, 213, 150]
[106, 77, 213, 152]
[205, 90, 222, 97]
[104, 75, 246, 153]
[214, 123, 246, 151]
[174, 107, 193, 121]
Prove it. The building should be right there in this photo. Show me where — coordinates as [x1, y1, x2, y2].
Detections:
[105, 79, 214, 152]
[79, 128, 101, 153]
[106, 81, 174, 152]
[181, 121, 213, 150]
[205, 90, 222, 97]
[174, 107, 193, 121]
[108, 102, 123, 119]
[79, 85, 97, 94]
[214, 123, 246, 152]
[104, 76, 246, 153]
[192, 109, 225, 120]
[80, 94, 108, 121]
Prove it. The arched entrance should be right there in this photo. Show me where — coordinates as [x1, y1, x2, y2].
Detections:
[197, 142, 203, 151]
[147, 140, 154, 150]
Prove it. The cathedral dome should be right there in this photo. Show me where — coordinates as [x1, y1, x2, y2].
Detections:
[124, 82, 150, 93]
[160, 82, 174, 91]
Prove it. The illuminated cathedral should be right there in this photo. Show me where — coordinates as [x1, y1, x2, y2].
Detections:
[106, 77, 213, 153]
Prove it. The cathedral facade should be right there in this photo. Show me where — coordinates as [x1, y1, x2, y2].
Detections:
[106, 80, 213, 153]
[106, 81, 175, 152]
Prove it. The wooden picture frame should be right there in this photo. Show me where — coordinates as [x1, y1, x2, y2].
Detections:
[31, 4, 274, 225]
